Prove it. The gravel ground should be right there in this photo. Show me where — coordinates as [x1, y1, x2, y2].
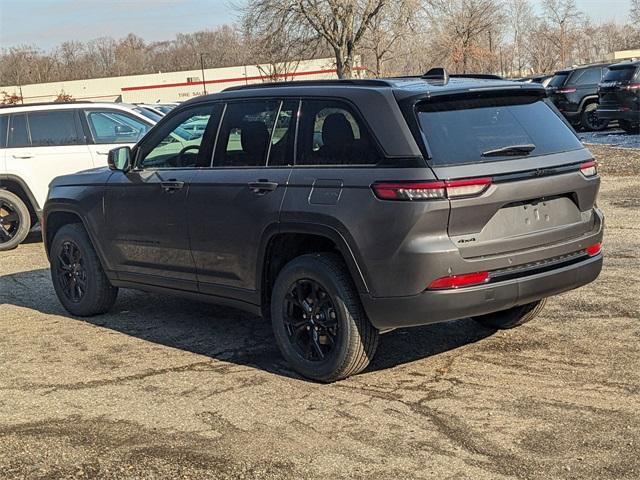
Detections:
[0, 144, 639, 479]
[579, 129, 640, 149]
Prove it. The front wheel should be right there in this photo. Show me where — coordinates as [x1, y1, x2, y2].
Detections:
[271, 253, 379, 382]
[472, 299, 546, 330]
[581, 103, 608, 131]
[0, 189, 31, 251]
[50, 223, 118, 316]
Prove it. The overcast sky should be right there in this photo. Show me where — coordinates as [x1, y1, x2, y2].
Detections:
[0, 0, 633, 51]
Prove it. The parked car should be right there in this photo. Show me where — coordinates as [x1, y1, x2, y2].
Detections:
[547, 63, 612, 131]
[597, 60, 640, 134]
[0, 102, 155, 251]
[43, 72, 604, 382]
[514, 74, 553, 87]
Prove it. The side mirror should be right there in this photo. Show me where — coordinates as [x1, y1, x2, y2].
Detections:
[107, 146, 132, 171]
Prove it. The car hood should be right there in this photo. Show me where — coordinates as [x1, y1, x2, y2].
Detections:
[49, 167, 113, 189]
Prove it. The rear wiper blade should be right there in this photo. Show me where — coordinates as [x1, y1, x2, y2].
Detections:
[482, 144, 536, 157]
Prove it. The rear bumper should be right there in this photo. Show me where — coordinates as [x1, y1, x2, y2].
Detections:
[361, 253, 602, 330]
[597, 109, 639, 122]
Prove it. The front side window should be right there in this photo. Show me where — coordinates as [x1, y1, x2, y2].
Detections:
[139, 106, 214, 169]
[85, 110, 151, 144]
[8, 114, 29, 148]
[298, 100, 379, 166]
[28, 110, 83, 146]
[213, 101, 280, 168]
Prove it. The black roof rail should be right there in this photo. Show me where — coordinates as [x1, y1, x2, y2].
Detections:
[223, 78, 393, 92]
[0, 100, 93, 109]
[450, 73, 503, 80]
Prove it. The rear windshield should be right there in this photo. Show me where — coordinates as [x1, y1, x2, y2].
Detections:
[548, 73, 569, 87]
[602, 66, 638, 82]
[416, 95, 583, 166]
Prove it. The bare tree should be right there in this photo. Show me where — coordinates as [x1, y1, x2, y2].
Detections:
[543, 0, 582, 66]
[243, 0, 388, 78]
[505, 0, 535, 76]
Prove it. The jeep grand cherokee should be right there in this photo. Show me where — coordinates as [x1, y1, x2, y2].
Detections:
[43, 71, 604, 382]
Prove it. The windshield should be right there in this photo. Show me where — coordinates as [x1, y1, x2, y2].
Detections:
[548, 73, 569, 88]
[602, 66, 638, 82]
[415, 95, 583, 166]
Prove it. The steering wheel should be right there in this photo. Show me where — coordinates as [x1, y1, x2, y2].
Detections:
[172, 145, 200, 167]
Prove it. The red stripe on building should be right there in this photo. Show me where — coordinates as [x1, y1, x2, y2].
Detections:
[121, 67, 366, 92]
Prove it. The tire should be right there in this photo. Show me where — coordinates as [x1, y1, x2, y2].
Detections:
[472, 299, 546, 330]
[50, 223, 118, 316]
[619, 120, 639, 134]
[0, 189, 31, 251]
[581, 103, 608, 131]
[271, 253, 379, 382]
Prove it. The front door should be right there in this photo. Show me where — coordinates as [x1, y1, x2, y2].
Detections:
[188, 99, 298, 301]
[103, 104, 218, 291]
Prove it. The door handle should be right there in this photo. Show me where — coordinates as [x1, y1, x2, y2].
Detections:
[248, 180, 278, 193]
[161, 181, 185, 193]
[12, 154, 33, 159]
[96, 151, 110, 155]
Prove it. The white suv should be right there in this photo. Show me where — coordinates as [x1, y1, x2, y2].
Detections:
[0, 102, 154, 250]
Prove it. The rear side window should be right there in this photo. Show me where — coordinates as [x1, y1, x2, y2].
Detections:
[0, 115, 7, 148]
[297, 100, 380, 166]
[570, 67, 602, 85]
[213, 100, 281, 168]
[548, 73, 569, 88]
[416, 95, 583, 166]
[603, 66, 638, 82]
[8, 114, 29, 148]
[28, 110, 83, 146]
[84, 110, 151, 144]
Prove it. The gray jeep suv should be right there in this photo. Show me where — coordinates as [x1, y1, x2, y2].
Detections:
[43, 72, 604, 382]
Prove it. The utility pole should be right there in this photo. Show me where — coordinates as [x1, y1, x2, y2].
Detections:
[200, 53, 207, 95]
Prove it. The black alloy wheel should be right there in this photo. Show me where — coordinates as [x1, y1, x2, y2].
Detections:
[55, 240, 88, 303]
[283, 279, 339, 361]
[0, 200, 20, 244]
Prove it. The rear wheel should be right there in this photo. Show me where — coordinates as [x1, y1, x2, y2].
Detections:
[50, 223, 118, 316]
[581, 103, 608, 131]
[619, 120, 640, 134]
[472, 299, 546, 330]
[271, 253, 379, 382]
[0, 189, 30, 251]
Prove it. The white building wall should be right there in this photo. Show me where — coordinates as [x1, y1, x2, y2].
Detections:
[0, 57, 363, 105]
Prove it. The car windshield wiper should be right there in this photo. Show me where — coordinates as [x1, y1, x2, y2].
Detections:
[481, 144, 536, 157]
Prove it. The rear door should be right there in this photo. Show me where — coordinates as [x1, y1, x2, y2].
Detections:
[4, 109, 91, 208]
[188, 99, 297, 300]
[415, 92, 599, 259]
[81, 108, 152, 167]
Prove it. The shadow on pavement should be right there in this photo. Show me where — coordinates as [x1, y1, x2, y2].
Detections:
[0, 267, 495, 380]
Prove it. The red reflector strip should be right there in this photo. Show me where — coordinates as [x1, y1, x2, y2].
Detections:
[624, 83, 640, 90]
[585, 242, 602, 257]
[428, 271, 490, 290]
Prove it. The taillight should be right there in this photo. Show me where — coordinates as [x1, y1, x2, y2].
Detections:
[372, 177, 491, 201]
[623, 83, 640, 90]
[558, 87, 577, 94]
[585, 242, 602, 257]
[428, 271, 490, 290]
[579, 160, 598, 177]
